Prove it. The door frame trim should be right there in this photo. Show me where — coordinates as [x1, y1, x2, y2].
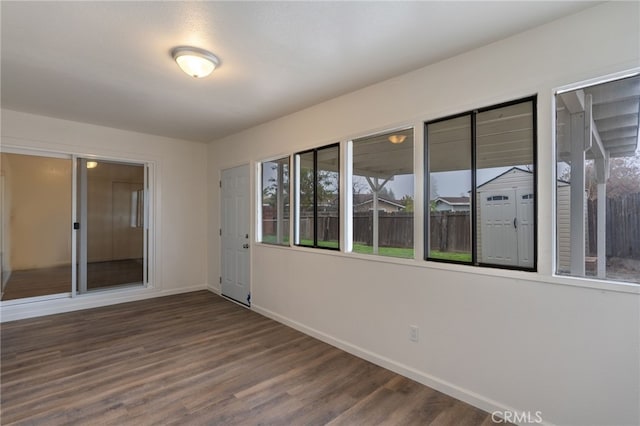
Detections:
[75, 157, 149, 295]
[0, 146, 156, 303]
[219, 163, 252, 306]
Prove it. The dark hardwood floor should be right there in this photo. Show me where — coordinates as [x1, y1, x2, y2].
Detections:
[1, 291, 502, 425]
[1, 259, 143, 301]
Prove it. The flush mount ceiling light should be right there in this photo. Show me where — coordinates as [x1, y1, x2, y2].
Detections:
[388, 134, 407, 144]
[172, 46, 220, 78]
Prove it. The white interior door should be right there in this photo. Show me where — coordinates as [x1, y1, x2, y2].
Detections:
[516, 189, 534, 268]
[480, 190, 518, 266]
[221, 165, 251, 306]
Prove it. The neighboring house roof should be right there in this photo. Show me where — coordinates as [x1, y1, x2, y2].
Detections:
[353, 194, 405, 209]
[476, 166, 532, 189]
[434, 196, 470, 206]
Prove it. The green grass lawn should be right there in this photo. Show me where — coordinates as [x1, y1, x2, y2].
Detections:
[297, 239, 412, 258]
[263, 235, 413, 258]
[352, 244, 414, 259]
[261, 235, 290, 245]
[429, 250, 472, 262]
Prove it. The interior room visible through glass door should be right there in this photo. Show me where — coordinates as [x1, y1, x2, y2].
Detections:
[77, 159, 146, 293]
[0, 152, 72, 300]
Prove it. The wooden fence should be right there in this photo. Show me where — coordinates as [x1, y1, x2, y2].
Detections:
[429, 211, 470, 253]
[587, 193, 640, 259]
[353, 212, 413, 247]
[297, 212, 413, 245]
[265, 194, 638, 258]
[264, 208, 473, 250]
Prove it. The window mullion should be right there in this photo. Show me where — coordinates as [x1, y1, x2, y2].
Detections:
[471, 112, 478, 266]
[423, 123, 430, 261]
[313, 149, 318, 247]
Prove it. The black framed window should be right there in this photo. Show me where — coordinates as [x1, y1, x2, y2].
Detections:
[294, 144, 340, 249]
[425, 97, 537, 271]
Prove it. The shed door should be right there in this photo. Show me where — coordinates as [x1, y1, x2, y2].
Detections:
[516, 189, 534, 268]
[480, 191, 518, 266]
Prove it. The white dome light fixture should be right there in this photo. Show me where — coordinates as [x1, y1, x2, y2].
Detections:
[172, 46, 220, 78]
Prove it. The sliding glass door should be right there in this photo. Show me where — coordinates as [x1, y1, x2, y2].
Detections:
[77, 158, 146, 293]
[0, 152, 73, 300]
[0, 151, 148, 301]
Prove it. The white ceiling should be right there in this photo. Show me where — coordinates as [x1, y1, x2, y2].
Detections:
[1, 1, 596, 143]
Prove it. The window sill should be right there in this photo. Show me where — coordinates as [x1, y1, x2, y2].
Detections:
[255, 243, 640, 295]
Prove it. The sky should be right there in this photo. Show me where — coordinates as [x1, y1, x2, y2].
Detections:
[430, 167, 515, 198]
[263, 160, 539, 201]
[354, 167, 516, 200]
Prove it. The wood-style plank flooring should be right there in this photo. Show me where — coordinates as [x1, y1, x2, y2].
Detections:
[1, 291, 502, 425]
[1, 259, 143, 301]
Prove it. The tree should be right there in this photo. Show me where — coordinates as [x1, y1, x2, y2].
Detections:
[430, 176, 439, 199]
[262, 162, 289, 206]
[377, 186, 396, 201]
[559, 152, 640, 199]
[605, 155, 640, 198]
[298, 168, 338, 211]
[352, 177, 368, 195]
[400, 195, 414, 212]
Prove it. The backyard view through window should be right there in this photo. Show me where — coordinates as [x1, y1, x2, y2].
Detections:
[427, 115, 472, 263]
[261, 157, 289, 246]
[294, 144, 340, 249]
[426, 97, 536, 270]
[556, 74, 640, 284]
[352, 129, 414, 258]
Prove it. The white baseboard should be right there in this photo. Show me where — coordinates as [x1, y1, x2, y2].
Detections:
[1, 286, 550, 425]
[1, 283, 208, 322]
[206, 284, 221, 295]
[251, 303, 537, 425]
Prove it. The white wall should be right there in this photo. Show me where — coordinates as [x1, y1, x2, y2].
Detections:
[1, 154, 73, 270]
[208, 3, 640, 425]
[1, 109, 208, 319]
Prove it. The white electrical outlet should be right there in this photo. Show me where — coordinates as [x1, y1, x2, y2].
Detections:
[409, 325, 419, 342]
